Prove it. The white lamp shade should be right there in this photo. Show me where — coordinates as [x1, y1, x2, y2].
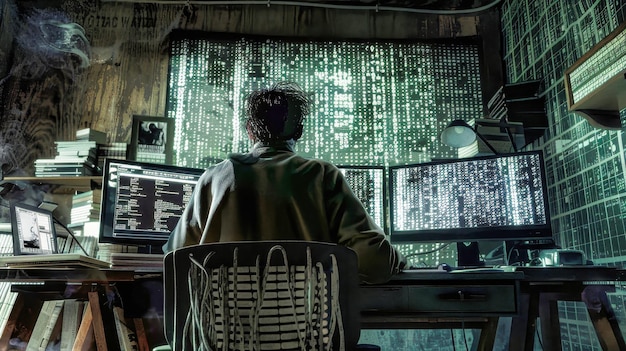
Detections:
[441, 120, 476, 148]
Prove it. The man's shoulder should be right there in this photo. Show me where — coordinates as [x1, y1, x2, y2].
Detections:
[227, 152, 258, 165]
[292, 154, 341, 171]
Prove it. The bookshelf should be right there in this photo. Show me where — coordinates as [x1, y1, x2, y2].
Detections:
[3, 176, 102, 193]
[0, 268, 162, 350]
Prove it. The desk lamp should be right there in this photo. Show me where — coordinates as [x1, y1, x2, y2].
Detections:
[440, 119, 500, 154]
[440, 119, 501, 267]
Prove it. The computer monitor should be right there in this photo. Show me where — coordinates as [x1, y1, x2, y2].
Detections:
[389, 151, 552, 246]
[338, 166, 386, 231]
[99, 159, 205, 252]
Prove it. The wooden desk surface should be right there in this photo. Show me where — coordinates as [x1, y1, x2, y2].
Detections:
[0, 265, 618, 283]
[514, 265, 619, 282]
[0, 267, 161, 283]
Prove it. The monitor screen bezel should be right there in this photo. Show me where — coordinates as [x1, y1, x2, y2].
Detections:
[98, 158, 205, 249]
[388, 150, 552, 244]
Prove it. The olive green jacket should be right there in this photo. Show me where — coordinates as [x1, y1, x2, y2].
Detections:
[163, 141, 405, 284]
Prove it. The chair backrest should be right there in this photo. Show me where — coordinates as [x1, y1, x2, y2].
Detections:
[163, 241, 361, 351]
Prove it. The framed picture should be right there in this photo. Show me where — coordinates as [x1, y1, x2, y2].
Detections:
[10, 203, 58, 255]
[128, 115, 174, 164]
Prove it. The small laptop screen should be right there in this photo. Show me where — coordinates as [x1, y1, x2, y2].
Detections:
[10, 203, 58, 255]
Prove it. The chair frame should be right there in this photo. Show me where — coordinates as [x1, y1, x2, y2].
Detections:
[163, 241, 361, 351]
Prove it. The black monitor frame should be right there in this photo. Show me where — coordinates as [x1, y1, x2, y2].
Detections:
[99, 159, 205, 252]
[337, 165, 387, 233]
[388, 150, 552, 245]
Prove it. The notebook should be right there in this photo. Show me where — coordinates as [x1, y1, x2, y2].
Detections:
[7, 202, 111, 269]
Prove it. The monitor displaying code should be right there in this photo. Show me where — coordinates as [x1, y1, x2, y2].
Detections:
[339, 166, 386, 230]
[389, 151, 551, 243]
[99, 159, 205, 247]
[113, 171, 197, 235]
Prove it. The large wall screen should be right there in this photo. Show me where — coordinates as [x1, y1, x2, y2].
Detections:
[167, 33, 483, 168]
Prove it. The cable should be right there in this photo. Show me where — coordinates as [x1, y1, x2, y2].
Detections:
[52, 217, 92, 257]
[451, 328, 457, 351]
[462, 321, 469, 351]
[403, 242, 451, 259]
[535, 326, 544, 350]
[99, 0, 503, 15]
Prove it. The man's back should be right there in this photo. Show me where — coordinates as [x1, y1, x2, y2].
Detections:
[164, 82, 405, 284]
[165, 142, 403, 283]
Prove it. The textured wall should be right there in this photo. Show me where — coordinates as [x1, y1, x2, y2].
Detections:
[501, 3, 626, 346]
[0, 0, 501, 178]
[501, 0, 626, 265]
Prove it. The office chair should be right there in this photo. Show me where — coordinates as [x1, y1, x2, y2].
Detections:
[157, 241, 373, 351]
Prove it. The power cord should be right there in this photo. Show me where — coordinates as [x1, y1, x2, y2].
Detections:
[403, 243, 451, 259]
[52, 217, 92, 257]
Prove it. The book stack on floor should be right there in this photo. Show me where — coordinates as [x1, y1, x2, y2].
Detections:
[0, 281, 16, 341]
[35, 128, 107, 177]
[0, 294, 150, 351]
[0, 234, 17, 335]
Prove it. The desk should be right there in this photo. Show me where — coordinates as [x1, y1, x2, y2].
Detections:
[0, 268, 523, 350]
[0, 267, 622, 351]
[512, 266, 624, 351]
[358, 267, 624, 351]
[361, 270, 523, 351]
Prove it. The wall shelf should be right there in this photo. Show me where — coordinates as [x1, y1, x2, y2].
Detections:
[564, 21, 626, 130]
[3, 176, 102, 193]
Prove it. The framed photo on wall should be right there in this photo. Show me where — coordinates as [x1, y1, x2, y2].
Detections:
[128, 115, 174, 164]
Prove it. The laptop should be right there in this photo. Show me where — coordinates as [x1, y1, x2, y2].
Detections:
[3, 202, 110, 269]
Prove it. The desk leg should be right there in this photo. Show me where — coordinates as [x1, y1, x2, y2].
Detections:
[593, 288, 626, 351]
[524, 290, 540, 351]
[590, 314, 621, 351]
[476, 317, 499, 351]
[545, 298, 561, 350]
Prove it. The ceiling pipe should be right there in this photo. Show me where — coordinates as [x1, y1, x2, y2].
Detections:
[99, 0, 503, 15]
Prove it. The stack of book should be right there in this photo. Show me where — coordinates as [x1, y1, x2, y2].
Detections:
[35, 128, 107, 177]
[75, 128, 106, 143]
[69, 190, 101, 225]
[486, 81, 547, 147]
[96, 243, 139, 263]
[96, 142, 127, 170]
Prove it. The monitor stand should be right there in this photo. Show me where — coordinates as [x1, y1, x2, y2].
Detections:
[137, 244, 164, 255]
[456, 241, 484, 268]
[504, 239, 558, 266]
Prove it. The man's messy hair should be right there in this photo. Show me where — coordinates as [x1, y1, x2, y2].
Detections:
[246, 82, 312, 142]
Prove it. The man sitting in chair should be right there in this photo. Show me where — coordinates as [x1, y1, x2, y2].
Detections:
[163, 81, 405, 284]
